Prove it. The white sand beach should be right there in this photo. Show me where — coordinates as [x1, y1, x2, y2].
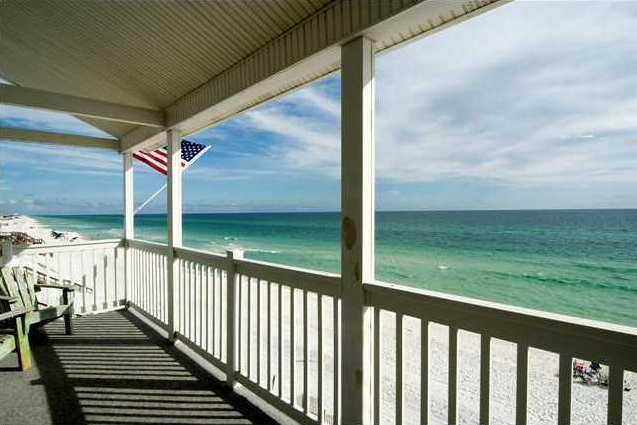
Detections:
[0, 215, 84, 245]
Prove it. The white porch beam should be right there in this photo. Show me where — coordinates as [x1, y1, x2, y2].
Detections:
[0, 126, 119, 151]
[166, 129, 182, 342]
[120, 126, 166, 153]
[0, 84, 165, 127]
[340, 36, 375, 425]
[123, 152, 134, 304]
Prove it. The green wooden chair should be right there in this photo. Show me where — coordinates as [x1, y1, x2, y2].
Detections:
[0, 302, 32, 371]
[0, 267, 75, 335]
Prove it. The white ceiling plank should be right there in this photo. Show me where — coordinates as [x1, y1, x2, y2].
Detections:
[0, 84, 166, 128]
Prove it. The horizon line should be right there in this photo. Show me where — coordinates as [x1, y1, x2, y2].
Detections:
[13, 206, 637, 217]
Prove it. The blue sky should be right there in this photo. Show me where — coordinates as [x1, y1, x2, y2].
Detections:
[1, 1, 636, 215]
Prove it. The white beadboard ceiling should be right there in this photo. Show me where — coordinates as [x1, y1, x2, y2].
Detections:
[0, 0, 504, 150]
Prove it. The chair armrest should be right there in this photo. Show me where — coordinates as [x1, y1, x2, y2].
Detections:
[0, 307, 31, 322]
[0, 295, 19, 303]
[35, 284, 76, 292]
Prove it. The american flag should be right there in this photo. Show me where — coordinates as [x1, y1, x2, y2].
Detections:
[133, 140, 210, 175]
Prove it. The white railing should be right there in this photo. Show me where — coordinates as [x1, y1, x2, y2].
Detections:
[125, 240, 342, 425]
[364, 281, 637, 425]
[3, 239, 125, 314]
[233, 258, 340, 425]
[128, 239, 169, 326]
[4, 238, 634, 424]
[173, 246, 228, 368]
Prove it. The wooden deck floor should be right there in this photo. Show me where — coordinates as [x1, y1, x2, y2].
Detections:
[0, 309, 277, 425]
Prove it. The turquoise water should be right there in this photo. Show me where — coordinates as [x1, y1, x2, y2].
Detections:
[34, 210, 637, 327]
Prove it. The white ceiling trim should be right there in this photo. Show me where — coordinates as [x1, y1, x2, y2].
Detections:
[0, 84, 166, 128]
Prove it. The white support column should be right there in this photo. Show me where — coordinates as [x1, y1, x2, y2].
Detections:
[340, 36, 375, 425]
[123, 152, 134, 306]
[167, 129, 182, 342]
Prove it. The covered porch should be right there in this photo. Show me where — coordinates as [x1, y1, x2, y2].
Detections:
[1, 1, 636, 424]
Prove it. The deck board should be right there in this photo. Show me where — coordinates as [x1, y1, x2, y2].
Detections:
[0, 310, 277, 425]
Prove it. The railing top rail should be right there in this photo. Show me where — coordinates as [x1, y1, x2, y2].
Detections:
[174, 245, 225, 264]
[235, 257, 340, 297]
[365, 280, 637, 368]
[128, 238, 168, 250]
[12, 238, 123, 254]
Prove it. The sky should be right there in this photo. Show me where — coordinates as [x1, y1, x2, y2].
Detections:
[1, 1, 636, 215]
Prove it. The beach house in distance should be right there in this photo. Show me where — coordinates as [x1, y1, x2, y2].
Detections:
[0, 1, 635, 424]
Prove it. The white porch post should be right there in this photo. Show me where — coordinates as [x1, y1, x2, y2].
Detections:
[123, 152, 134, 305]
[340, 36, 375, 425]
[167, 129, 182, 342]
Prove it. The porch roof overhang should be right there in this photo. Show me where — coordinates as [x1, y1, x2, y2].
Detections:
[0, 0, 505, 153]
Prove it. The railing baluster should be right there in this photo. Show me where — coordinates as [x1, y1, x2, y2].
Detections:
[216, 266, 220, 355]
[256, 279, 261, 385]
[516, 343, 529, 425]
[131, 249, 135, 306]
[138, 250, 143, 309]
[161, 254, 166, 322]
[81, 251, 87, 314]
[189, 261, 194, 340]
[396, 313, 403, 425]
[46, 251, 51, 285]
[200, 264, 204, 346]
[480, 334, 491, 425]
[237, 273, 242, 374]
[212, 267, 217, 357]
[103, 249, 108, 310]
[607, 366, 624, 425]
[421, 319, 429, 425]
[291, 287, 296, 407]
[205, 265, 210, 353]
[147, 252, 152, 314]
[195, 263, 200, 344]
[334, 297, 339, 425]
[267, 280, 271, 391]
[56, 251, 62, 285]
[374, 308, 380, 425]
[92, 249, 97, 311]
[448, 325, 458, 425]
[278, 283, 283, 398]
[318, 294, 323, 424]
[247, 276, 252, 380]
[303, 290, 308, 414]
[144, 251, 149, 311]
[154, 253, 159, 319]
[181, 259, 186, 334]
[558, 354, 572, 425]
[182, 260, 187, 336]
[141, 250, 145, 310]
[113, 247, 118, 307]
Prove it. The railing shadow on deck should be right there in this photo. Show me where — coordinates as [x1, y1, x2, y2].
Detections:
[2, 310, 276, 425]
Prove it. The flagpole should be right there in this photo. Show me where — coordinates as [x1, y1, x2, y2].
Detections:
[132, 141, 211, 215]
[134, 183, 167, 215]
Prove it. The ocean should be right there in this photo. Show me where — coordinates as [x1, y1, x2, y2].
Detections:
[34, 209, 637, 327]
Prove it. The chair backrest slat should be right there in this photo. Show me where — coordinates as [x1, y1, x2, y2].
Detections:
[13, 268, 35, 309]
[24, 270, 38, 310]
[1, 267, 24, 309]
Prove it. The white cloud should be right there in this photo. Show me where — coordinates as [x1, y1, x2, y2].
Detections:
[1, 141, 121, 174]
[222, 2, 637, 187]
